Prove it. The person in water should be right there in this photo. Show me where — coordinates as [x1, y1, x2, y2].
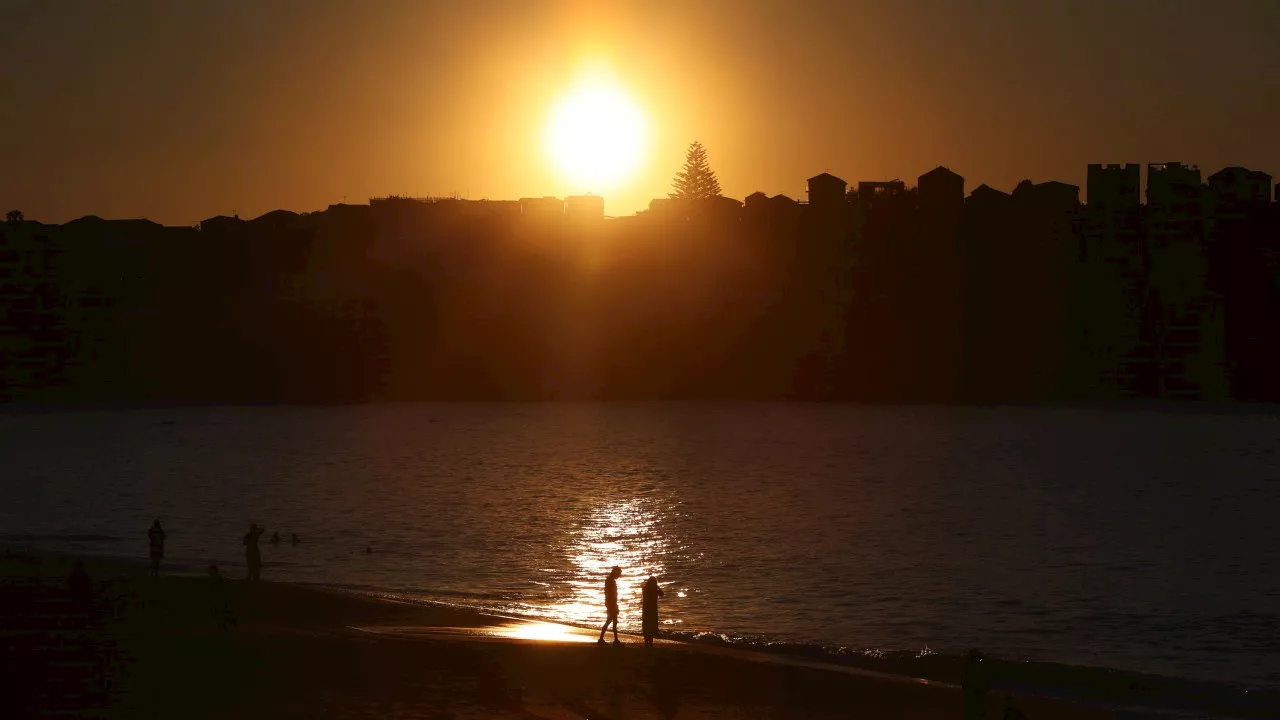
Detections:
[147, 519, 166, 578]
[290, 533, 299, 546]
[641, 575, 664, 647]
[597, 566, 622, 645]
[243, 523, 264, 582]
[271, 531, 280, 545]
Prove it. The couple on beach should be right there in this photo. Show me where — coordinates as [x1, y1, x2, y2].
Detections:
[147, 520, 297, 582]
[243, 524, 298, 581]
[597, 566, 664, 647]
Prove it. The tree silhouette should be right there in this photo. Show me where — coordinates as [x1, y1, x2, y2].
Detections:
[5, 210, 22, 223]
[669, 141, 722, 200]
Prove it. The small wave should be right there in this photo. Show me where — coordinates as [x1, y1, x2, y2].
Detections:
[360, 587, 1280, 720]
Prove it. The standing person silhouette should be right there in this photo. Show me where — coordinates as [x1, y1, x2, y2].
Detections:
[271, 531, 280, 545]
[147, 519, 166, 578]
[243, 523, 264, 582]
[597, 566, 622, 645]
[641, 575, 664, 647]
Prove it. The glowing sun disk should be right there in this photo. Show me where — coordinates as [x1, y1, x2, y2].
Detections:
[545, 73, 648, 191]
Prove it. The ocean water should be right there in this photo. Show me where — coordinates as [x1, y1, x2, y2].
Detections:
[2, 402, 1278, 698]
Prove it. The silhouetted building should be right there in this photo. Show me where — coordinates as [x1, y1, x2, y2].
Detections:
[766, 193, 801, 221]
[368, 195, 438, 238]
[646, 195, 743, 225]
[1013, 180, 1080, 214]
[1206, 167, 1275, 400]
[855, 180, 906, 214]
[744, 192, 769, 222]
[9, 158, 1280, 407]
[319, 203, 373, 225]
[917, 166, 964, 215]
[742, 193, 800, 235]
[705, 195, 744, 222]
[959, 183, 1016, 398]
[1208, 167, 1272, 211]
[520, 197, 564, 219]
[249, 209, 303, 230]
[643, 197, 683, 222]
[0, 227, 73, 396]
[198, 215, 246, 234]
[966, 184, 1011, 209]
[913, 166, 966, 400]
[1003, 180, 1083, 398]
[807, 173, 847, 208]
[1147, 162, 1203, 217]
[461, 199, 520, 218]
[643, 197, 686, 223]
[1144, 163, 1225, 400]
[1081, 165, 1148, 397]
[565, 194, 604, 222]
[1086, 164, 1140, 211]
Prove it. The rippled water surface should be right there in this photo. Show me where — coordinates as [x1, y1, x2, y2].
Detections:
[1, 403, 1278, 687]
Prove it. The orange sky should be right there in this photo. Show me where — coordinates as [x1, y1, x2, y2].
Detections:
[2, 0, 1278, 224]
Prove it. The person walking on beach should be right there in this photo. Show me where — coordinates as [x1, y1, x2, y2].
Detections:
[147, 519, 166, 578]
[641, 575, 664, 648]
[597, 566, 622, 645]
[243, 523, 264, 582]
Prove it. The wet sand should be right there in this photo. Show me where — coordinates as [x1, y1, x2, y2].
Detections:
[0, 552, 1113, 719]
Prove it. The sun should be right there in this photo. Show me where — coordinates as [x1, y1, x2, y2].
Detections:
[545, 70, 649, 192]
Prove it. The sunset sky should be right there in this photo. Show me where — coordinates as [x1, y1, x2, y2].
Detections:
[2, 0, 1278, 225]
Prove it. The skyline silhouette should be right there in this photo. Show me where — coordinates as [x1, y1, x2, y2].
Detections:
[7, 3, 1280, 719]
[5, 156, 1276, 225]
[3, 155, 1278, 404]
[4, 1, 1279, 224]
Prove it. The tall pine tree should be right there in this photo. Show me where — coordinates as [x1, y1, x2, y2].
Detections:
[669, 141, 722, 200]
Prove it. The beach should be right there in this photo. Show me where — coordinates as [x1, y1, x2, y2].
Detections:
[0, 553, 1120, 720]
[5, 403, 1279, 696]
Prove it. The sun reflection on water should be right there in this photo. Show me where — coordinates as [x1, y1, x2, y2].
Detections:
[489, 620, 596, 643]
[550, 497, 671, 630]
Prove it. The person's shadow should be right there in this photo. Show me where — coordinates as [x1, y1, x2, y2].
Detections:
[646, 654, 682, 720]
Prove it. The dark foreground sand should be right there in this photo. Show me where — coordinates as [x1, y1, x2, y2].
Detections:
[1, 553, 1112, 719]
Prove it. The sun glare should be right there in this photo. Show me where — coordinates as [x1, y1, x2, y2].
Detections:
[545, 70, 649, 192]
[490, 620, 595, 643]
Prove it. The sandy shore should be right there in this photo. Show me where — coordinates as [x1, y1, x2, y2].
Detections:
[0, 552, 1114, 719]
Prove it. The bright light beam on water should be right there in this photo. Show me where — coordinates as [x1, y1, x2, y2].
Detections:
[550, 497, 670, 630]
[488, 620, 597, 643]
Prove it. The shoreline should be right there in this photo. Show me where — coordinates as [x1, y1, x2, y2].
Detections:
[5, 399, 1280, 414]
[334, 586, 1280, 720]
[5, 550, 1274, 719]
[0, 551, 1071, 719]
